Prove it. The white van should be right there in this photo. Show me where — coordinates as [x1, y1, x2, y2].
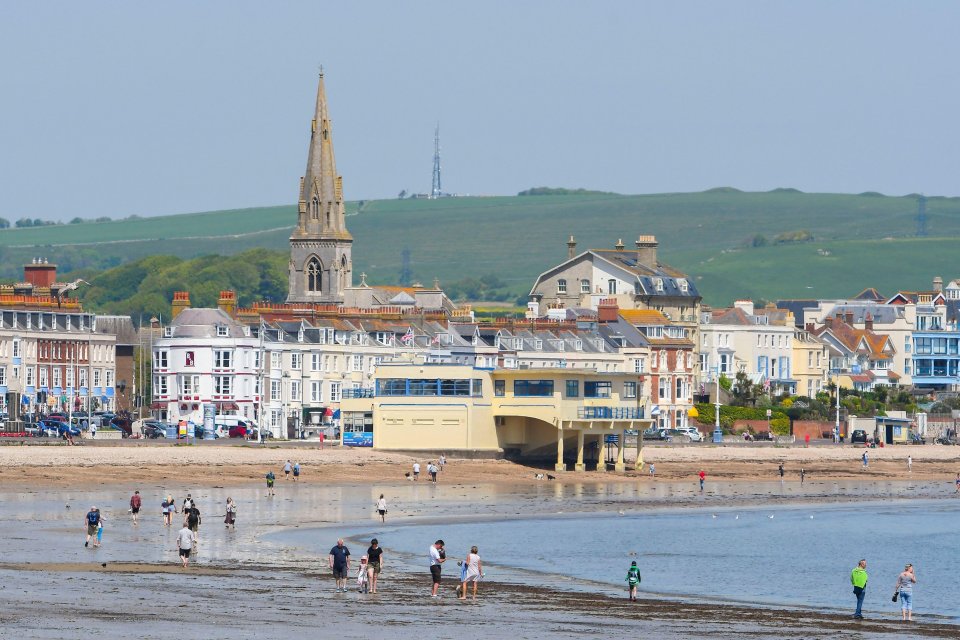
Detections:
[213, 414, 258, 438]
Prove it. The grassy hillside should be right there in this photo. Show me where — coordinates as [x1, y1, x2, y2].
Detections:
[5, 190, 958, 312]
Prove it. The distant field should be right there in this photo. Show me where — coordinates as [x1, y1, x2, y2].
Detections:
[3, 190, 958, 308]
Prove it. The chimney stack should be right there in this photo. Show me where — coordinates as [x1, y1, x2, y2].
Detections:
[171, 291, 191, 320]
[566, 234, 577, 259]
[217, 290, 237, 317]
[597, 298, 619, 323]
[864, 312, 874, 331]
[23, 259, 57, 288]
[845, 311, 854, 324]
[635, 235, 659, 266]
[615, 238, 625, 252]
[934, 276, 943, 292]
[733, 299, 755, 316]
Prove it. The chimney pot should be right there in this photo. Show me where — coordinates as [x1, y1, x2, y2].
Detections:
[615, 239, 625, 251]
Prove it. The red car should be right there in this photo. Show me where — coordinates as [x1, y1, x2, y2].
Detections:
[228, 424, 248, 438]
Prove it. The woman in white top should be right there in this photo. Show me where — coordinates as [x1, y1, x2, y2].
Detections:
[459, 545, 483, 600]
[376, 494, 387, 523]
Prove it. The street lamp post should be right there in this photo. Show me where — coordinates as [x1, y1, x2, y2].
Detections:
[713, 367, 723, 444]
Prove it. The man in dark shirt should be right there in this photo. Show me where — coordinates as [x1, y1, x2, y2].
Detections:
[329, 538, 351, 592]
[186, 506, 201, 542]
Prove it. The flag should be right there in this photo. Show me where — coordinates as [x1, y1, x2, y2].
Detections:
[650, 405, 661, 416]
[401, 327, 414, 345]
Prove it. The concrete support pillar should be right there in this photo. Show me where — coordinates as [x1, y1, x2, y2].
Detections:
[555, 427, 566, 472]
[615, 428, 626, 472]
[574, 430, 585, 471]
[635, 422, 644, 471]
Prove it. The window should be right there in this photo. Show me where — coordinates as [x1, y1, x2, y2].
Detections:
[808, 351, 813, 367]
[270, 380, 281, 400]
[164, 327, 173, 338]
[580, 279, 590, 294]
[254, 351, 262, 370]
[155, 350, 169, 369]
[557, 279, 567, 294]
[659, 377, 669, 400]
[634, 358, 645, 373]
[311, 353, 322, 371]
[513, 380, 554, 396]
[624, 381, 637, 398]
[26, 366, 35, 387]
[215, 376, 232, 395]
[675, 377, 684, 400]
[12, 339, 21, 358]
[330, 382, 342, 403]
[93, 369, 102, 387]
[471, 379, 483, 397]
[291, 353, 302, 370]
[311, 381, 322, 403]
[565, 379, 579, 397]
[75, 368, 83, 387]
[307, 257, 322, 292]
[254, 378, 262, 396]
[154, 375, 168, 395]
[39, 367, 48, 388]
[216, 325, 228, 337]
[270, 409, 282, 429]
[494, 380, 505, 396]
[654, 278, 664, 292]
[352, 355, 363, 372]
[106, 370, 114, 388]
[290, 380, 301, 401]
[584, 381, 612, 398]
[215, 350, 233, 369]
[53, 367, 62, 387]
[678, 278, 688, 293]
[608, 279, 617, 295]
[180, 375, 199, 395]
[270, 352, 281, 369]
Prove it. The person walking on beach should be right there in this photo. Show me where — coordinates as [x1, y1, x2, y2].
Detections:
[698, 470, 706, 491]
[266, 470, 276, 496]
[851, 559, 868, 619]
[955, 473, 960, 494]
[459, 545, 483, 600]
[293, 462, 300, 482]
[129, 490, 141, 524]
[183, 494, 193, 512]
[284, 460, 292, 480]
[439, 454, 446, 472]
[862, 451, 869, 470]
[96, 511, 104, 546]
[778, 463, 784, 480]
[907, 455, 912, 473]
[430, 540, 446, 597]
[224, 497, 236, 529]
[649, 463, 656, 478]
[894, 564, 916, 621]
[625, 560, 641, 602]
[329, 538, 351, 592]
[185, 504, 201, 543]
[800, 468, 806, 484]
[413, 462, 420, 481]
[376, 494, 387, 523]
[428, 461, 438, 483]
[367, 538, 383, 594]
[176, 523, 195, 568]
[84, 506, 100, 548]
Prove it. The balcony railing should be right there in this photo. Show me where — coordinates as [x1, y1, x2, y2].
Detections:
[577, 406, 645, 420]
[341, 388, 375, 399]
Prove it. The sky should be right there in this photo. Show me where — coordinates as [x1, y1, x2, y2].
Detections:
[1, 1, 958, 221]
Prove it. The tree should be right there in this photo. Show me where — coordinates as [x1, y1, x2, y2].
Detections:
[730, 371, 762, 407]
[0, 218, 9, 229]
[15, 218, 33, 228]
[718, 373, 732, 391]
[95, 216, 112, 223]
[70, 217, 84, 224]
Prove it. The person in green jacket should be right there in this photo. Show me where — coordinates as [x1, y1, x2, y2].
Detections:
[851, 559, 868, 619]
[625, 560, 641, 601]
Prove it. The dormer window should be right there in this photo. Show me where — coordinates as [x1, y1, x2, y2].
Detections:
[216, 325, 228, 337]
[514, 338, 523, 350]
[646, 326, 663, 338]
[678, 278, 688, 293]
[574, 339, 583, 351]
[297, 329, 304, 343]
[535, 339, 543, 350]
[164, 327, 173, 338]
[654, 278, 664, 292]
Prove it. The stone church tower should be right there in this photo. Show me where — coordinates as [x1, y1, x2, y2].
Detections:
[287, 71, 353, 304]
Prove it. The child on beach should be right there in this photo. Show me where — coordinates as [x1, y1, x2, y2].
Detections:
[625, 561, 641, 601]
[96, 518, 103, 546]
[266, 471, 276, 496]
[293, 462, 300, 482]
[224, 498, 236, 529]
[356, 556, 369, 593]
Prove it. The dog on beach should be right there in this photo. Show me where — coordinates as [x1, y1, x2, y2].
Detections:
[533, 473, 556, 481]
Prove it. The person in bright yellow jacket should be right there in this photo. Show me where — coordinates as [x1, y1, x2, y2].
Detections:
[851, 559, 868, 619]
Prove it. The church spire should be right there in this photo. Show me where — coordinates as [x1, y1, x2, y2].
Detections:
[288, 69, 353, 304]
[293, 70, 352, 241]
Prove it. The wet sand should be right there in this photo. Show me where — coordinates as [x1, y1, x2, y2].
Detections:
[2, 441, 959, 488]
[3, 446, 960, 638]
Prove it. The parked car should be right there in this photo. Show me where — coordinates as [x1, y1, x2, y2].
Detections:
[676, 427, 704, 442]
[24, 422, 45, 437]
[228, 424, 248, 439]
[851, 429, 868, 444]
[40, 420, 81, 437]
[141, 422, 168, 439]
[642, 427, 667, 440]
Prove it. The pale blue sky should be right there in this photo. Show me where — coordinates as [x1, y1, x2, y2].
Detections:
[1, 1, 957, 220]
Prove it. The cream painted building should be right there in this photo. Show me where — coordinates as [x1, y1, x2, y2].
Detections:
[791, 328, 830, 398]
[339, 363, 653, 471]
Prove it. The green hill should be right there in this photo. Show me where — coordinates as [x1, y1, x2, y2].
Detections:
[5, 189, 958, 314]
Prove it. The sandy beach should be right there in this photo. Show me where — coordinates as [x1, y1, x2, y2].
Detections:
[2, 440, 959, 488]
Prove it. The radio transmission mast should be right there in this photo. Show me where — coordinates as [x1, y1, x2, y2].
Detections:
[430, 124, 442, 199]
[915, 195, 928, 237]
